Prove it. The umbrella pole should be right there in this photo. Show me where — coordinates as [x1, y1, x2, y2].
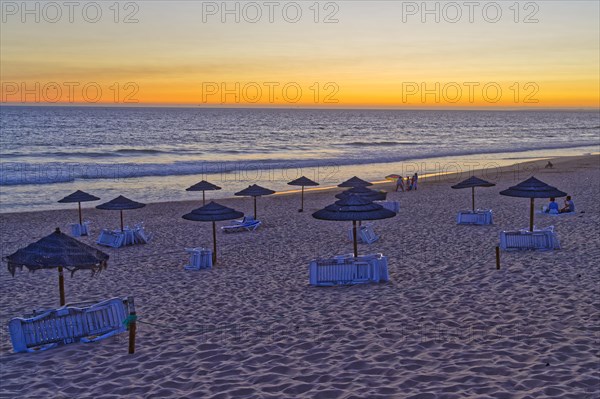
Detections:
[120, 210, 124, 231]
[472, 187, 475, 212]
[254, 197, 257, 219]
[212, 221, 217, 264]
[300, 186, 304, 212]
[58, 266, 66, 306]
[78, 202, 83, 225]
[352, 220, 358, 258]
[203, 191, 206, 206]
[530, 198, 534, 232]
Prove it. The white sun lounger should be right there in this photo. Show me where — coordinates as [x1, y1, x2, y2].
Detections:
[499, 227, 560, 251]
[124, 224, 151, 245]
[359, 225, 379, 244]
[310, 258, 371, 286]
[8, 297, 133, 353]
[309, 253, 389, 286]
[69, 221, 90, 237]
[457, 209, 493, 225]
[184, 247, 213, 270]
[374, 200, 400, 213]
[132, 223, 152, 244]
[97, 224, 150, 248]
[122, 228, 135, 246]
[347, 224, 379, 244]
[222, 217, 261, 233]
[133, 229, 150, 244]
[97, 229, 125, 248]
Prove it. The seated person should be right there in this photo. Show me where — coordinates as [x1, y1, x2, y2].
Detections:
[546, 197, 559, 214]
[560, 195, 575, 213]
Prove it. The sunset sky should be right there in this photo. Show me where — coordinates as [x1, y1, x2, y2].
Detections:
[1, 1, 599, 108]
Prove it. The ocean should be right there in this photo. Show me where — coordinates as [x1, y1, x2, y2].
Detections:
[1, 106, 598, 212]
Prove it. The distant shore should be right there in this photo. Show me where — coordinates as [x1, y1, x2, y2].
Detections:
[1, 147, 598, 214]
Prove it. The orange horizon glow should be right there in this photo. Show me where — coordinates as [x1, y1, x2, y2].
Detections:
[1, 79, 598, 109]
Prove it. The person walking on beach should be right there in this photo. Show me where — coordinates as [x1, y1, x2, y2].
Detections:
[395, 176, 404, 192]
[413, 173, 418, 190]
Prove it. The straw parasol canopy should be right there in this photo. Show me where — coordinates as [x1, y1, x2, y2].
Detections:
[182, 201, 244, 264]
[338, 176, 373, 188]
[313, 194, 396, 257]
[5, 228, 109, 305]
[234, 184, 275, 219]
[335, 186, 386, 201]
[287, 176, 319, 212]
[58, 190, 100, 227]
[451, 176, 496, 211]
[500, 177, 567, 231]
[186, 180, 222, 205]
[96, 195, 146, 231]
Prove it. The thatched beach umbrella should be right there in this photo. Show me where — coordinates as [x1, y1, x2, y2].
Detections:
[186, 180, 222, 205]
[338, 176, 373, 188]
[312, 194, 396, 257]
[182, 201, 244, 264]
[96, 195, 146, 231]
[5, 228, 108, 306]
[335, 186, 386, 201]
[500, 177, 566, 231]
[287, 176, 319, 212]
[234, 184, 275, 219]
[451, 176, 495, 211]
[58, 190, 100, 227]
[336, 186, 387, 227]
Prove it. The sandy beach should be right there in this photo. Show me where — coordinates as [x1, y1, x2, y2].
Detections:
[1, 154, 598, 398]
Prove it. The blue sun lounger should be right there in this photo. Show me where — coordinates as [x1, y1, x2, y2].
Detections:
[457, 209, 493, 225]
[347, 224, 379, 244]
[309, 253, 389, 286]
[97, 229, 125, 248]
[359, 225, 379, 244]
[184, 247, 213, 270]
[499, 227, 560, 251]
[8, 297, 134, 353]
[222, 217, 261, 233]
[97, 224, 151, 248]
[69, 221, 90, 237]
[374, 200, 400, 212]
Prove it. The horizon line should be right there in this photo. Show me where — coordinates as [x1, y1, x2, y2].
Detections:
[1, 103, 599, 112]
